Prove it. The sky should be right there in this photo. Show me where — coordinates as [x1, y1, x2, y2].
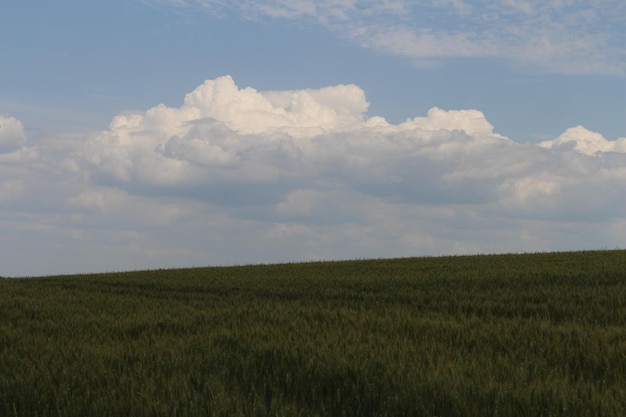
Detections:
[1, 0, 626, 277]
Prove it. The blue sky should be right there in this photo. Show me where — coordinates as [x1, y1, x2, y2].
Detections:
[4, 0, 625, 141]
[1, 1, 626, 276]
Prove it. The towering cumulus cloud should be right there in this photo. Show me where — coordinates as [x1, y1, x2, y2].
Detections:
[71, 75, 626, 240]
[78, 76, 371, 187]
[74, 76, 626, 215]
[77, 76, 518, 196]
[2, 76, 626, 276]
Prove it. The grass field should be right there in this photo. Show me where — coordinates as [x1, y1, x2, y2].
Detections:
[1, 250, 625, 416]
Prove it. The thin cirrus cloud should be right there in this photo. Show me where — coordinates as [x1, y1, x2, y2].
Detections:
[150, 0, 626, 74]
[1, 76, 626, 276]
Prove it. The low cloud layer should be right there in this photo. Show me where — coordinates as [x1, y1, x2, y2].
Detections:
[2, 76, 625, 276]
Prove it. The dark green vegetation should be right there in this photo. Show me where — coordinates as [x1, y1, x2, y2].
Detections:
[1, 251, 626, 416]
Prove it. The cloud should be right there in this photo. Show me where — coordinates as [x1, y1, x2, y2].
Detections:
[539, 126, 626, 156]
[75, 75, 371, 189]
[60, 75, 626, 223]
[146, 0, 626, 74]
[0, 116, 27, 153]
[0, 116, 41, 207]
[2, 76, 626, 276]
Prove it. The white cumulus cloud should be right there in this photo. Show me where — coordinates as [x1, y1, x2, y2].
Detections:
[0, 115, 27, 153]
[66, 75, 626, 226]
[75, 75, 372, 187]
[2, 76, 626, 276]
[539, 126, 626, 156]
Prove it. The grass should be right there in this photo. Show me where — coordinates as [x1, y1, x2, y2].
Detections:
[1, 250, 625, 416]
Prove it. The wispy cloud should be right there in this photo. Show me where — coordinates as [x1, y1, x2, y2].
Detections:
[147, 0, 626, 74]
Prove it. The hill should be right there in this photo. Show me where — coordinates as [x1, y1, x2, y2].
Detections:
[1, 250, 625, 416]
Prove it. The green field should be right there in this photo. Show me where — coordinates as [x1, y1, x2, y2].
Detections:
[1, 250, 625, 416]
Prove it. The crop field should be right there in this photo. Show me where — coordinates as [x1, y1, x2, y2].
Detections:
[1, 250, 626, 416]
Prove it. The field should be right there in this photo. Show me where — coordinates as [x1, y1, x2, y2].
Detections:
[1, 250, 626, 416]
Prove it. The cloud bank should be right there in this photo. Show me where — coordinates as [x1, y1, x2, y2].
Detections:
[150, 0, 626, 74]
[2, 76, 626, 276]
